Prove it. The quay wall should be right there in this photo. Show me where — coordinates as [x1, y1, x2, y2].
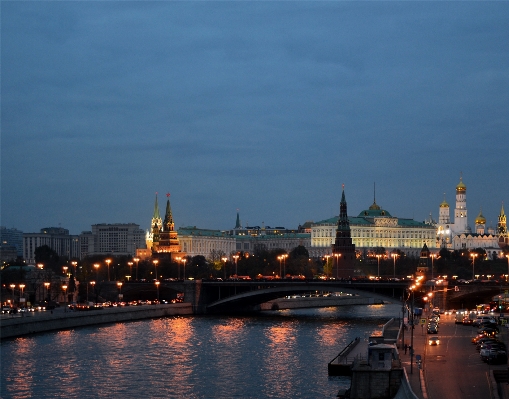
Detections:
[1, 303, 193, 340]
[260, 296, 378, 310]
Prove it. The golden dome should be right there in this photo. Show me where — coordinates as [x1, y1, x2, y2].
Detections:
[456, 177, 466, 192]
[475, 208, 486, 225]
[440, 194, 449, 208]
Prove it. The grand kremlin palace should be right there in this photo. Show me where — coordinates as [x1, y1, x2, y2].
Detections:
[308, 199, 437, 258]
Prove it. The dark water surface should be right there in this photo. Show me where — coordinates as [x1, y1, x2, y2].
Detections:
[1, 304, 401, 399]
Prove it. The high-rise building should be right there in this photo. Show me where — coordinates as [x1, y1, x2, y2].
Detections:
[0, 226, 23, 259]
[23, 227, 80, 263]
[81, 223, 145, 257]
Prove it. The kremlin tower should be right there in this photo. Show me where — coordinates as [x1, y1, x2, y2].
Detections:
[331, 185, 356, 279]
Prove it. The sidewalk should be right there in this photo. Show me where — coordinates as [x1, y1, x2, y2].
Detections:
[400, 323, 427, 399]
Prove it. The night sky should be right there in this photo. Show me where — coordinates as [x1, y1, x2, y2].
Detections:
[2, 2, 508, 235]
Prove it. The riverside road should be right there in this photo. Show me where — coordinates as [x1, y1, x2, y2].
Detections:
[404, 311, 508, 399]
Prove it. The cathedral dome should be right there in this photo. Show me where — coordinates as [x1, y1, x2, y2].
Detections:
[440, 199, 449, 208]
[475, 209, 486, 225]
[456, 177, 466, 192]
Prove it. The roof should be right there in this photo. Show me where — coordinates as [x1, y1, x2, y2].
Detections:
[314, 216, 433, 228]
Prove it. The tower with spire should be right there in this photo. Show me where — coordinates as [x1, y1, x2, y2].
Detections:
[157, 194, 181, 253]
[146, 193, 163, 251]
[453, 175, 468, 234]
[331, 185, 356, 278]
[498, 202, 508, 248]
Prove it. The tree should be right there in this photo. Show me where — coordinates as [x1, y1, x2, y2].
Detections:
[34, 245, 60, 273]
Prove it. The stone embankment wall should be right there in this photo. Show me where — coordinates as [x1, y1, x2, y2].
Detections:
[1, 303, 193, 340]
[260, 296, 378, 310]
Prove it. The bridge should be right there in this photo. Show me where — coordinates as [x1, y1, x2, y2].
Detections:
[97, 279, 508, 314]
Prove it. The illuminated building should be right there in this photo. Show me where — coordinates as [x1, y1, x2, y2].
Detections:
[144, 193, 182, 255]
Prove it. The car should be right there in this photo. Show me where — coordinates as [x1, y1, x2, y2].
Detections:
[427, 325, 438, 334]
[429, 336, 440, 345]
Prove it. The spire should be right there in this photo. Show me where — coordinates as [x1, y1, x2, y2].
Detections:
[163, 198, 174, 230]
[235, 209, 241, 229]
[369, 182, 381, 210]
[501, 201, 506, 216]
[153, 192, 161, 219]
[336, 184, 350, 232]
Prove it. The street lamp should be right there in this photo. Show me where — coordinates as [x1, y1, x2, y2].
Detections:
[90, 281, 96, 305]
[44, 282, 50, 302]
[63, 266, 68, 276]
[283, 254, 288, 277]
[324, 255, 330, 278]
[334, 253, 341, 280]
[153, 259, 159, 280]
[94, 263, 100, 281]
[278, 255, 283, 278]
[375, 254, 382, 278]
[470, 253, 478, 281]
[430, 253, 437, 280]
[105, 259, 112, 281]
[71, 261, 78, 278]
[10, 284, 16, 306]
[133, 257, 140, 281]
[155, 281, 160, 301]
[19, 284, 25, 309]
[62, 284, 68, 312]
[37, 263, 44, 269]
[391, 253, 399, 279]
[128, 262, 133, 279]
[117, 282, 123, 302]
[182, 258, 187, 280]
[221, 257, 228, 280]
[233, 255, 239, 277]
[506, 255, 509, 281]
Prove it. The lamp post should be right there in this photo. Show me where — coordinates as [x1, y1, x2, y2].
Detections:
[10, 284, 15, 306]
[117, 282, 123, 302]
[176, 257, 181, 280]
[233, 255, 239, 278]
[44, 282, 50, 303]
[334, 253, 341, 280]
[19, 284, 25, 309]
[221, 257, 227, 280]
[133, 257, 140, 281]
[155, 281, 160, 301]
[128, 262, 133, 279]
[153, 259, 159, 281]
[90, 281, 96, 305]
[105, 259, 111, 281]
[471, 253, 478, 281]
[410, 285, 415, 374]
[71, 261, 78, 278]
[430, 253, 437, 280]
[62, 285, 68, 312]
[391, 253, 398, 279]
[506, 255, 509, 281]
[94, 263, 100, 282]
[283, 254, 288, 278]
[63, 266, 68, 276]
[37, 263, 44, 270]
[182, 258, 187, 280]
[278, 255, 283, 278]
[324, 255, 330, 278]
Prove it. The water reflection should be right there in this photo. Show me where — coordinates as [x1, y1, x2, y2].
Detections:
[1, 304, 402, 399]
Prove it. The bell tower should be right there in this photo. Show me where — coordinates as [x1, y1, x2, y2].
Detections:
[331, 184, 356, 279]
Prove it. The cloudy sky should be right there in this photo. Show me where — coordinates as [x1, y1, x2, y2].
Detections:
[2, 1, 508, 235]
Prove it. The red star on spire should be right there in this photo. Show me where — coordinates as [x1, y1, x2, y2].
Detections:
[166, 193, 171, 197]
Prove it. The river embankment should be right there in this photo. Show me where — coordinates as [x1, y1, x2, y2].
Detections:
[0, 303, 193, 340]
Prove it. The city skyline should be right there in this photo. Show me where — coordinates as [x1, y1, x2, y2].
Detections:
[2, 2, 508, 235]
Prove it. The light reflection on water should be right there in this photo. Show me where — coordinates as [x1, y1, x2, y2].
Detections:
[1, 304, 401, 399]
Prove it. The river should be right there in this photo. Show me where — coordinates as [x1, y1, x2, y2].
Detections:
[1, 303, 401, 399]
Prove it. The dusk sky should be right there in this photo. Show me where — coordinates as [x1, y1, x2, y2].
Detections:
[2, 2, 508, 235]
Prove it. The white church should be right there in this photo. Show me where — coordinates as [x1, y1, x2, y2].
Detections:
[436, 176, 507, 259]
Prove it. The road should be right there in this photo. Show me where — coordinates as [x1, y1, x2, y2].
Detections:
[424, 313, 506, 399]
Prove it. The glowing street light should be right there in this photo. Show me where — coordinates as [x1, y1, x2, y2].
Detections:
[324, 255, 331, 277]
[90, 281, 96, 304]
[391, 253, 399, 279]
[470, 253, 478, 280]
[283, 254, 288, 277]
[334, 253, 341, 280]
[153, 259, 159, 280]
[430, 253, 437, 280]
[44, 282, 50, 302]
[233, 255, 239, 277]
[506, 255, 509, 280]
[155, 281, 160, 301]
[10, 284, 16, 306]
[37, 263, 44, 269]
[133, 257, 140, 281]
[105, 259, 112, 281]
[117, 282, 123, 302]
[128, 262, 134, 278]
[62, 284, 68, 312]
[277, 255, 283, 278]
[63, 266, 68, 276]
[94, 263, 100, 281]
[181, 258, 187, 280]
[71, 261, 78, 278]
